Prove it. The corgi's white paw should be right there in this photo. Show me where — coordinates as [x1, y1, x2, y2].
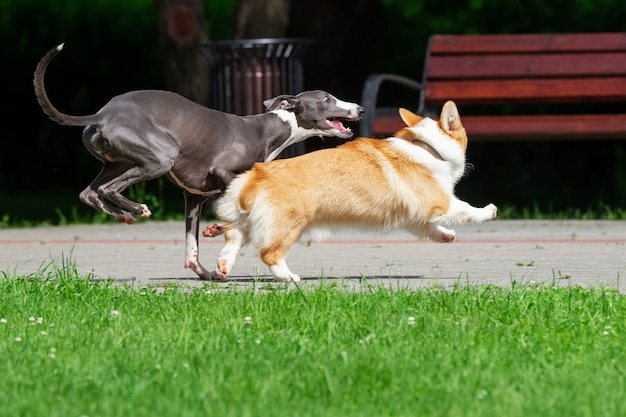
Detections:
[274, 274, 301, 283]
[202, 223, 224, 237]
[270, 261, 301, 283]
[215, 259, 230, 279]
[484, 203, 498, 220]
[432, 226, 456, 243]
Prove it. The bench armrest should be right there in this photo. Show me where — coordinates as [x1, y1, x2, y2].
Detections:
[360, 73, 423, 137]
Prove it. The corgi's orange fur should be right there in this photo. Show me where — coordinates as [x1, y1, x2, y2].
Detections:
[213, 101, 497, 282]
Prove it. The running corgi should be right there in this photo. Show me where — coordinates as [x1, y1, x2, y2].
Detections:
[213, 101, 497, 282]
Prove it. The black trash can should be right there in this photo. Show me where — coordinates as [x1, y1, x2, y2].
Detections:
[200, 38, 313, 116]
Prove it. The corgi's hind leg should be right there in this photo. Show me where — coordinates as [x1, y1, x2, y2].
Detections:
[268, 260, 301, 283]
[259, 229, 303, 283]
[214, 227, 247, 279]
[427, 224, 457, 243]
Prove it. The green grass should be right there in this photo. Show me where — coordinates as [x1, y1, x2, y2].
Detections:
[497, 201, 626, 220]
[1, 261, 625, 417]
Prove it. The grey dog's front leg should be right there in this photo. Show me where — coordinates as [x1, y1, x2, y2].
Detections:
[183, 191, 211, 280]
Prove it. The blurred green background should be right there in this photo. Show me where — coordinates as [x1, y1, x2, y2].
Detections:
[1, 0, 626, 225]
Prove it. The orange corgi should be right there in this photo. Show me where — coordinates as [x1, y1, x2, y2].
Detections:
[213, 101, 497, 282]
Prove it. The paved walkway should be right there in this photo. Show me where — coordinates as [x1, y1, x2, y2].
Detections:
[1, 220, 625, 291]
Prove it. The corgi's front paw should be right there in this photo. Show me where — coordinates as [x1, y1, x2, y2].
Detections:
[202, 223, 224, 237]
[484, 203, 498, 220]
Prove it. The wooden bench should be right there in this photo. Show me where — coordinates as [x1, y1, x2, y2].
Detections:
[360, 32, 626, 140]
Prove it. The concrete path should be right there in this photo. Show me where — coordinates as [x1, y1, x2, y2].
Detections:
[1, 220, 625, 291]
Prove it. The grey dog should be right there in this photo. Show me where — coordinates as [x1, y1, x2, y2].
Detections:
[33, 43, 364, 280]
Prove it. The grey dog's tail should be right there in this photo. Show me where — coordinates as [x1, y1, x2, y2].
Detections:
[33, 44, 100, 127]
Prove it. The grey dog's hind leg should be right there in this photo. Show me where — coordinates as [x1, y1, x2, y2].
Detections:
[80, 160, 171, 224]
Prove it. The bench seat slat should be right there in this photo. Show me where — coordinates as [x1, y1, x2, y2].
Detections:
[427, 53, 626, 79]
[430, 33, 626, 54]
[426, 77, 626, 104]
[371, 114, 626, 141]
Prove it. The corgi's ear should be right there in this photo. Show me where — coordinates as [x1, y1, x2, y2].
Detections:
[399, 108, 423, 127]
[440, 100, 468, 150]
[439, 101, 464, 133]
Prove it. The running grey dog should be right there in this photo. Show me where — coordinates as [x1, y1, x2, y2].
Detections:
[33, 43, 365, 280]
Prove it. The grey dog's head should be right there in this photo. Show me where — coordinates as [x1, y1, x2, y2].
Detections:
[264, 90, 364, 138]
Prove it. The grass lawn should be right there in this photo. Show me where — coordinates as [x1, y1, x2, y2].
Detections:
[1, 263, 625, 417]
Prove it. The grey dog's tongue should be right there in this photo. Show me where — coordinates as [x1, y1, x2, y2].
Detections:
[328, 120, 350, 132]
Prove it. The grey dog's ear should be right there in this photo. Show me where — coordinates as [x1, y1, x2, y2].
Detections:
[264, 95, 299, 111]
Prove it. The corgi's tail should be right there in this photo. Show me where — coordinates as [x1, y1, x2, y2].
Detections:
[215, 172, 253, 222]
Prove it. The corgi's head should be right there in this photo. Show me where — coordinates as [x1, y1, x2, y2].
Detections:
[395, 101, 468, 152]
[390, 101, 468, 184]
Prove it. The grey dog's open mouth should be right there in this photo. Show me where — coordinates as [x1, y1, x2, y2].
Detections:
[323, 118, 352, 134]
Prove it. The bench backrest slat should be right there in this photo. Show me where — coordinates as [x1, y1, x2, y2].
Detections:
[427, 53, 626, 80]
[422, 33, 626, 107]
[427, 77, 626, 104]
[429, 33, 626, 54]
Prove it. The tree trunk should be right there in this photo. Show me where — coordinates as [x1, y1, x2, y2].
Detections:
[234, 0, 291, 39]
[154, 0, 210, 105]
